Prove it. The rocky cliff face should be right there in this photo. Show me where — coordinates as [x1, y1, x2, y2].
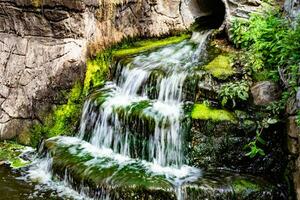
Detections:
[0, 0, 263, 140]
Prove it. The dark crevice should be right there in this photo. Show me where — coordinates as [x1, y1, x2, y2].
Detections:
[190, 0, 226, 30]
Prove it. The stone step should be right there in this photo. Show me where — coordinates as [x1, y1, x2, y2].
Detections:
[43, 136, 286, 200]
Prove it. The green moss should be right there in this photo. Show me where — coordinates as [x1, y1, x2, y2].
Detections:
[204, 55, 235, 79]
[17, 124, 42, 147]
[113, 34, 190, 57]
[232, 179, 261, 194]
[47, 82, 83, 138]
[0, 142, 30, 169]
[30, 82, 84, 141]
[191, 103, 236, 122]
[83, 52, 111, 95]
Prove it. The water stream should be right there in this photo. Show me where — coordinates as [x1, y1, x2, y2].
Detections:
[26, 31, 212, 200]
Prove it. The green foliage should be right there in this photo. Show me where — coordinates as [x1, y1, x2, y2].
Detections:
[244, 131, 266, 158]
[230, 8, 300, 77]
[219, 80, 250, 107]
[244, 117, 278, 158]
[204, 55, 235, 79]
[191, 103, 237, 122]
[230, 5, 300, 130]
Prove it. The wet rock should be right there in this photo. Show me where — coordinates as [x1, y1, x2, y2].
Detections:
[189, 118, 287, 179]
[43, 136, 286, 200]
[287, 116, 300, 154]
[287, 116, 300, 139]
[250, 81, 281, 106]
[184, 171, 287, 200]
[294, 156, 300, 200]
[285, 0, 300, 19]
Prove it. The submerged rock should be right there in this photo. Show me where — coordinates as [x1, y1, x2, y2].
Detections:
[41, 136, 286, 200]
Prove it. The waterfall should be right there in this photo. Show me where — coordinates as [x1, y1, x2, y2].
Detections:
[79, 31, 210, 167]
[27, 31, 211, 200]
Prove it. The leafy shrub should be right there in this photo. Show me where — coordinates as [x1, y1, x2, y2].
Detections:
[219, 80, 250, 107]
[230, 5, 300, 128]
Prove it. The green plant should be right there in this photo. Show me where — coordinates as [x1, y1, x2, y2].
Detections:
[297, 111, 300, 127]
[219, 80, 250, 107]
[244, 117, 278, 158]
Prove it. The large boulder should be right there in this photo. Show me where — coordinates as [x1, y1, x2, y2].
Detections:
[250, 81, 281, 106]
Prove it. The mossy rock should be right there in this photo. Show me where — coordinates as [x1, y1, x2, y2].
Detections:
[44, 136, 176, 200]
[0, 142, 30, 169]
[112, 34, 190, 57]
[184, 171, 286, 200]
[204, 55, 235, 79]
[191, 103, 236, 122]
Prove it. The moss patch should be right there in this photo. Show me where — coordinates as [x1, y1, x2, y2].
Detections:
[83, 52, 111, 95]
[204, 55, 235, 79]
[232, 179, 262, 194]
[191, 103, 236, 122]
[0, 142, 30, 169]
[113, 34, 190, 57]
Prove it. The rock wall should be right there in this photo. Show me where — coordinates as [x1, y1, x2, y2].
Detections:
[284, 0, 300, 199]
[285, 0, 300, 19]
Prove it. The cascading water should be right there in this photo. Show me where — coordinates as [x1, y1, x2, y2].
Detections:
[80, 31, 211, 167]
[27, 31, 212, 200]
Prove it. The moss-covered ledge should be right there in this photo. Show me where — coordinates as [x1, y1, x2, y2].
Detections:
[203, 55, 235, 80]
[191, 103, 237, 122]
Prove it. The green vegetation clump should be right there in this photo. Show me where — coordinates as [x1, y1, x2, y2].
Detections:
[0, 142, 30, 168]
[204, 55, 235, 79]
[191, 103, 236, 122]
[232, 179, 261, 194]
[219, 80, 250, 107]
[83, 52, 111, 95]
[113, 34, 190, 57]
[31, 82, 84, 140]
[230, 6, 300, 120]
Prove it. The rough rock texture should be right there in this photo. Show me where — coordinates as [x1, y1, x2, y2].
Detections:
[285, 0, 300, 19]
[250, 81, 281, 106]
[0, 0, 200, 139]
[284, 1, 300, 198]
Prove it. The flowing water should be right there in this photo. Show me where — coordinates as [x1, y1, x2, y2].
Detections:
[26, 31, 212, 200]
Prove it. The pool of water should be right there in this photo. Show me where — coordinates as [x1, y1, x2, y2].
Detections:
[0, 165, 63, 200]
